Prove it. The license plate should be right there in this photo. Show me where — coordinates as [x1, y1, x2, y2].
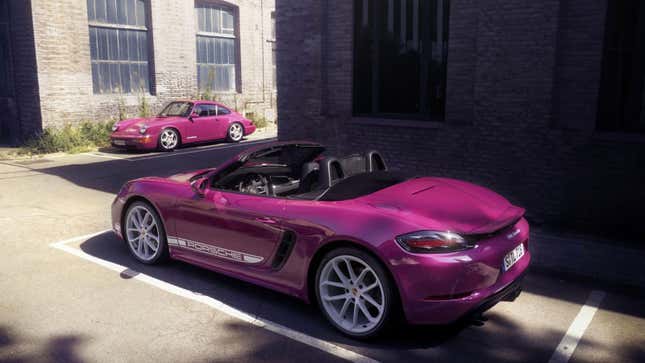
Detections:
[113, 140, 126, 146]
[503, 243, 525, 271]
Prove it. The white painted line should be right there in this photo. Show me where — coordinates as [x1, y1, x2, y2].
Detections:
[49, 231, 378, 363]
[87, 137, 277, 162]
[549, 290, 606, 363]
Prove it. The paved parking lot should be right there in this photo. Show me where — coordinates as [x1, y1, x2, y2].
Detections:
[1, 137, 644, 363]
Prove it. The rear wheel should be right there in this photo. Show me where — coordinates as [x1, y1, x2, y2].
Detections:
[226, 122, 244, 143]
[124, 201, 168, 264]
[315, 247, 395, 339]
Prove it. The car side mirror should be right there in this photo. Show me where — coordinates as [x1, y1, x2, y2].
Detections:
[190, 176, 208, 197]
[189, 112, 199, 121]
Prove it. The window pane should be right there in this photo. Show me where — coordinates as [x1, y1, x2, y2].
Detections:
[89, 27, 98, 59]
[204, 7, 212, 33]
[108, 28, 119, 60]
[87, 0, 95, 21]
[222, 9, 234, 34]
[117, 0, 127, 24]
[353, 0, 449, 119]
[97, 28, 108, 59]
[106, 0, 117, 23]
[128, 30, 138, 60]
[95, 0, 107, 22]
[126, 0, 136, 26]
[213, 8, 221, 33]
[136, 0, 145, 27]
[91, 62, 100, 93]
[196, 8, 204, 32]
[137, 31, 147, 61]
[120, 63, 131, 93]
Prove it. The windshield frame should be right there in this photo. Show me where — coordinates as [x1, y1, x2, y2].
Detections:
[158, 101, 194, 117]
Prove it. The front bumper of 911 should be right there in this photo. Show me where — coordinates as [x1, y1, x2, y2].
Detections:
[388, 218, 531, 325]
[110, 133, 157, 150]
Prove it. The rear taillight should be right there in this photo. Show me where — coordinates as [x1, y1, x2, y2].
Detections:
[395, 231, 472, 253]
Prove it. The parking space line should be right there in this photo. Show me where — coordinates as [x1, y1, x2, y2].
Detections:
[549, 290, 606, 363]
[49, 231, 378, 363]
[86, 137, 277, 162]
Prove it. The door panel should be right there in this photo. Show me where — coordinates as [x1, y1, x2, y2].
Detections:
[173, 189, 286, 270]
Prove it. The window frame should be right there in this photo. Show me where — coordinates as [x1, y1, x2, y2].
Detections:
[0, 0, 13, 97]
[195, 2, 240, 93]
[352, 0, 450, 122]
[87, 0, 153, 95]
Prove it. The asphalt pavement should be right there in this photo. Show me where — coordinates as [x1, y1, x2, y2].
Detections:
[0, 135, 643, 363]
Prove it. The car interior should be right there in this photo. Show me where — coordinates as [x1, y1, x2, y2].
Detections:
[210, 148, 403, 200]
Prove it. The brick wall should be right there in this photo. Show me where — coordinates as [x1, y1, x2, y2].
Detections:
[26, 0, 275, 134]
[277, 0, 645, 238]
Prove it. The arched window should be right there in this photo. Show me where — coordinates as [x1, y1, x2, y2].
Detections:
[195, 3, 237, 92]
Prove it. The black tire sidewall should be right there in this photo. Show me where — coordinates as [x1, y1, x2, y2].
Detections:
[124, 201, 169, 264]
[315, 247, 395, 339]
[226, 122, 244, 142]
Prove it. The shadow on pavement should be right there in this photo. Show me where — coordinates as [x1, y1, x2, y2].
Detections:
[73, 232, 645, 363]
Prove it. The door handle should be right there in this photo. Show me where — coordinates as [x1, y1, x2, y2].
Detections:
[255, 217, 277, 224]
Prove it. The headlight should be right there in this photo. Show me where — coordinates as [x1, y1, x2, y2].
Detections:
[139, 125, 148, 134]
[395, 231, 472, 253]
[112, 124, 119, 132]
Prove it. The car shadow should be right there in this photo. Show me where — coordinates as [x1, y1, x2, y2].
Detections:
[78, 233, 475, 351]
[96, 138, 252, 155]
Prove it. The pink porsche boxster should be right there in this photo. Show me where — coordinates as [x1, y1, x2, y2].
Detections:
[111, 141, 530, 338]
[110, 100, 256, 151]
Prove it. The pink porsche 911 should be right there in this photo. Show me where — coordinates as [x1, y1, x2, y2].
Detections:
[111, 141, 530, 338]
[110, 100, 256, 151]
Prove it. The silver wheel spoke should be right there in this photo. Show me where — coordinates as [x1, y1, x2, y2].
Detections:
[361, 282, 378, 293]
[352, 302, 359, 327]
[344, 258, 357, 282]
[361, 293, 381, 311]
[339, 298, 351, 317]
[321, 281, 345, 288]
[323, 293, 350, 301]
[332, 262, 350, 285]
[357, 300, 378, 323]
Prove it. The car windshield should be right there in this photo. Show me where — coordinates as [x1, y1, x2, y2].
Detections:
[158, 102, 194, 117]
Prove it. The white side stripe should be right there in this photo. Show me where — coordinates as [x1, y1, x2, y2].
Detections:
[49, 231, 378, 363]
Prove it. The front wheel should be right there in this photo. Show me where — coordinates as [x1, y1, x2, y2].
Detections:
[226, 122, 244, 143]
[124, 201, 168, 264]
[315, 247, 396, 339]
[158, 128, 180, 151]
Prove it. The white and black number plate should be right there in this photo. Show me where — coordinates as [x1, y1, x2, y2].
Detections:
[503, 243, 525, 271]
[113, 140, 126, 146]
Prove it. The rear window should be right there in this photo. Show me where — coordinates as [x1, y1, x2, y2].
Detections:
[318, 171, 407, 201]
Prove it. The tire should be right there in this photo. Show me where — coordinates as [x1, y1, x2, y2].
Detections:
[158, 128, 180, 151]
[226, 122, 244, 143]
[315, 247, 396, 339]
[123, 201, 169, 264]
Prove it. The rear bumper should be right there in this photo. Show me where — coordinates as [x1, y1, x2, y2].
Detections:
[244, 124, 257, 135]
[388, 218, 531, 325]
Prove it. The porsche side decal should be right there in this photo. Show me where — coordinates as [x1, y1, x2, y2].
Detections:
[167, 236, 264, 264]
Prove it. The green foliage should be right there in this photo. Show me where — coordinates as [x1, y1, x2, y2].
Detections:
[117, 94, 128, 121]
[21, 121, 115, 155]
[245, 112, 269, 129]
[138, 93, 152, 117]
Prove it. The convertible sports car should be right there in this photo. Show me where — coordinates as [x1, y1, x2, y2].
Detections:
[110, 100, 256, 151]
[111, 141, 530, 338]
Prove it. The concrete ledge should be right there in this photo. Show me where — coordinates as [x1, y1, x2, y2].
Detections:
[530, 230, 645, 288]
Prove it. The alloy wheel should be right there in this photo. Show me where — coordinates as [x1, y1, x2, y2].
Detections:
[160, 129, 178, 150]
[125, 205, 161, 262]
[318, 255, 386, 334]
[228, 123, 243, 142]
